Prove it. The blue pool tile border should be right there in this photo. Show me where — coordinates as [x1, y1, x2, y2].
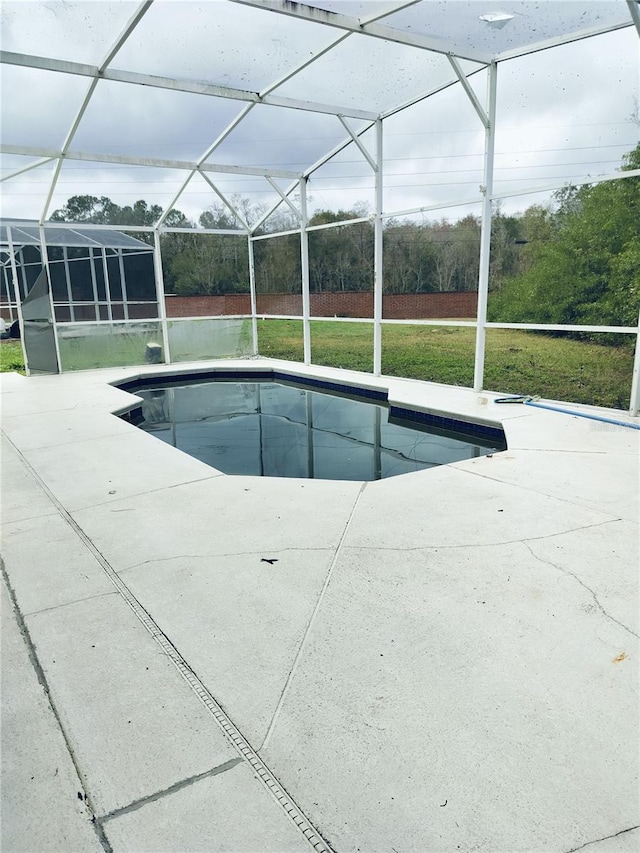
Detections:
[116, 368, 505, 446]
[272, 372, 387, 401]
[116, 368, 387, 401]
[390, 405, 505, 444]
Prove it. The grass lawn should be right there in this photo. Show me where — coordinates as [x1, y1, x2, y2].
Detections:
[258, 319, 634, 410]
[0, 341, 26, 374]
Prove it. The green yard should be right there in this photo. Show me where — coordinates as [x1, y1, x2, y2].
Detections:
[258, 320, 634, 410]
[0, 341, 26, 375]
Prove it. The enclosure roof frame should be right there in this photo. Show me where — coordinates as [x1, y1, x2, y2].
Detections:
[1, 1, 637, 229]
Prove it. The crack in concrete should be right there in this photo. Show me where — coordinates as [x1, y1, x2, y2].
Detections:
[98, 757, 243, 825]
[119, 547, 335, 574]
[452, 460, 632, 517]
[1, 508, 60, 524]
[565, 824, 640, 852]
[25, 590, 119, 618]
[0, 557, 113, 853]
[523, 541, 639, 640]
[60, 472, 224, 514]
[340, 517, 621, 552]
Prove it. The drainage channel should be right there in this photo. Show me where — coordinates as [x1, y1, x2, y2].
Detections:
[7, 437, 335, 853]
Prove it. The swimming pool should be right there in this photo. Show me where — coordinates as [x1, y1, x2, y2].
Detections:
[122, 371, 506, 481]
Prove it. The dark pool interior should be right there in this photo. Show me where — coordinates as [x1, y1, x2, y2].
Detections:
[121, 372, 506, 481]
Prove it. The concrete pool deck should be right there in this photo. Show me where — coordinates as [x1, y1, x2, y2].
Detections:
[1, 358, 638, 853]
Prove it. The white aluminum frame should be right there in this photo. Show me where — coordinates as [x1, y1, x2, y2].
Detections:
[1, 0, 638, 412]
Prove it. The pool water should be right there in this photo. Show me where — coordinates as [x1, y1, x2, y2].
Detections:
[129, 378, 504, 481]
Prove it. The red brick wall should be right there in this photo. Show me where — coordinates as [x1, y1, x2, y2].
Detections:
[383, 291, 477, 319]
[165, 291, 477, 320]
[165, 294, 252, 317]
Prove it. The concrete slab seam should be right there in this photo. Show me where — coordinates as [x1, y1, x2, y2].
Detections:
[523, 541, 640, 639]
[87, 581, 336, 853]
[5, 436, 336, 853]
[0, 557, 113, 853]
[98, 757, 243, 825]
[564, 824, 640, 852]
[260, 481, 368, 753]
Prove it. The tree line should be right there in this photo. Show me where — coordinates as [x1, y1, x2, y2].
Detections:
[49, 143, 639, 335]
[48, 195, 498, 295]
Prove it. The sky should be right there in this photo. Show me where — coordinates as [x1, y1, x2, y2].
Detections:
[1, 0, 639, 228]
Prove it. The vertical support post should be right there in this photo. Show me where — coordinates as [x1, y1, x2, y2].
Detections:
[101, 249, 114, 322]
[300, 177, 311, 365]
[38, 224, 62, 373]
[473, 62, 498, 392]
[89, 248, 100, 321]
[629, 307, 640, 416]
[19, 252, 29, 301]
[153, 230, 171, 364]
[62, 246, 75, 321]
[118, 248, 130, 320]
[248, 235, 258, 356]
[373, 117, 384, 376]
[6, 227, 29, 374]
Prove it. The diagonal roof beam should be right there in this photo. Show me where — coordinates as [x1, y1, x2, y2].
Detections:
[265, 176, 301, 220]
[229, 0, 494, 63]
[496, 18, 634, 62]
[251, 179, 300, 233]
[380, 65, 485, 121]
[158, 26, 358, 227]
[1, 157, 56, 182]
[1, 145, 300, 179]
[155, 101, 257, 227]
[0, 52, 378, 121]
[100, 0, 155, 69]
[259, 31, 352, 97]
[359, 0, 423, 27]
[447, 56, 488, 128]
[39, 0, 154, 223]
[197, 172, 252, 232]
[232, 0, 635, 65]
[337, 116, 377, 171]
[626, 0, 640, 36]
[303, 66, 487, 183]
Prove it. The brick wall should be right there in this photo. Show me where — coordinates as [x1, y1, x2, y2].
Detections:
[165, 294, 252, 317]
[165, 291, 477, 319]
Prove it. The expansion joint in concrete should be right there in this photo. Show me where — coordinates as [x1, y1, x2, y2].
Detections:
[98, 757, 243, 825]
[260, 481, 368, 753]
[4, 437, 336, 853]
[0, 557, 112, 853]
